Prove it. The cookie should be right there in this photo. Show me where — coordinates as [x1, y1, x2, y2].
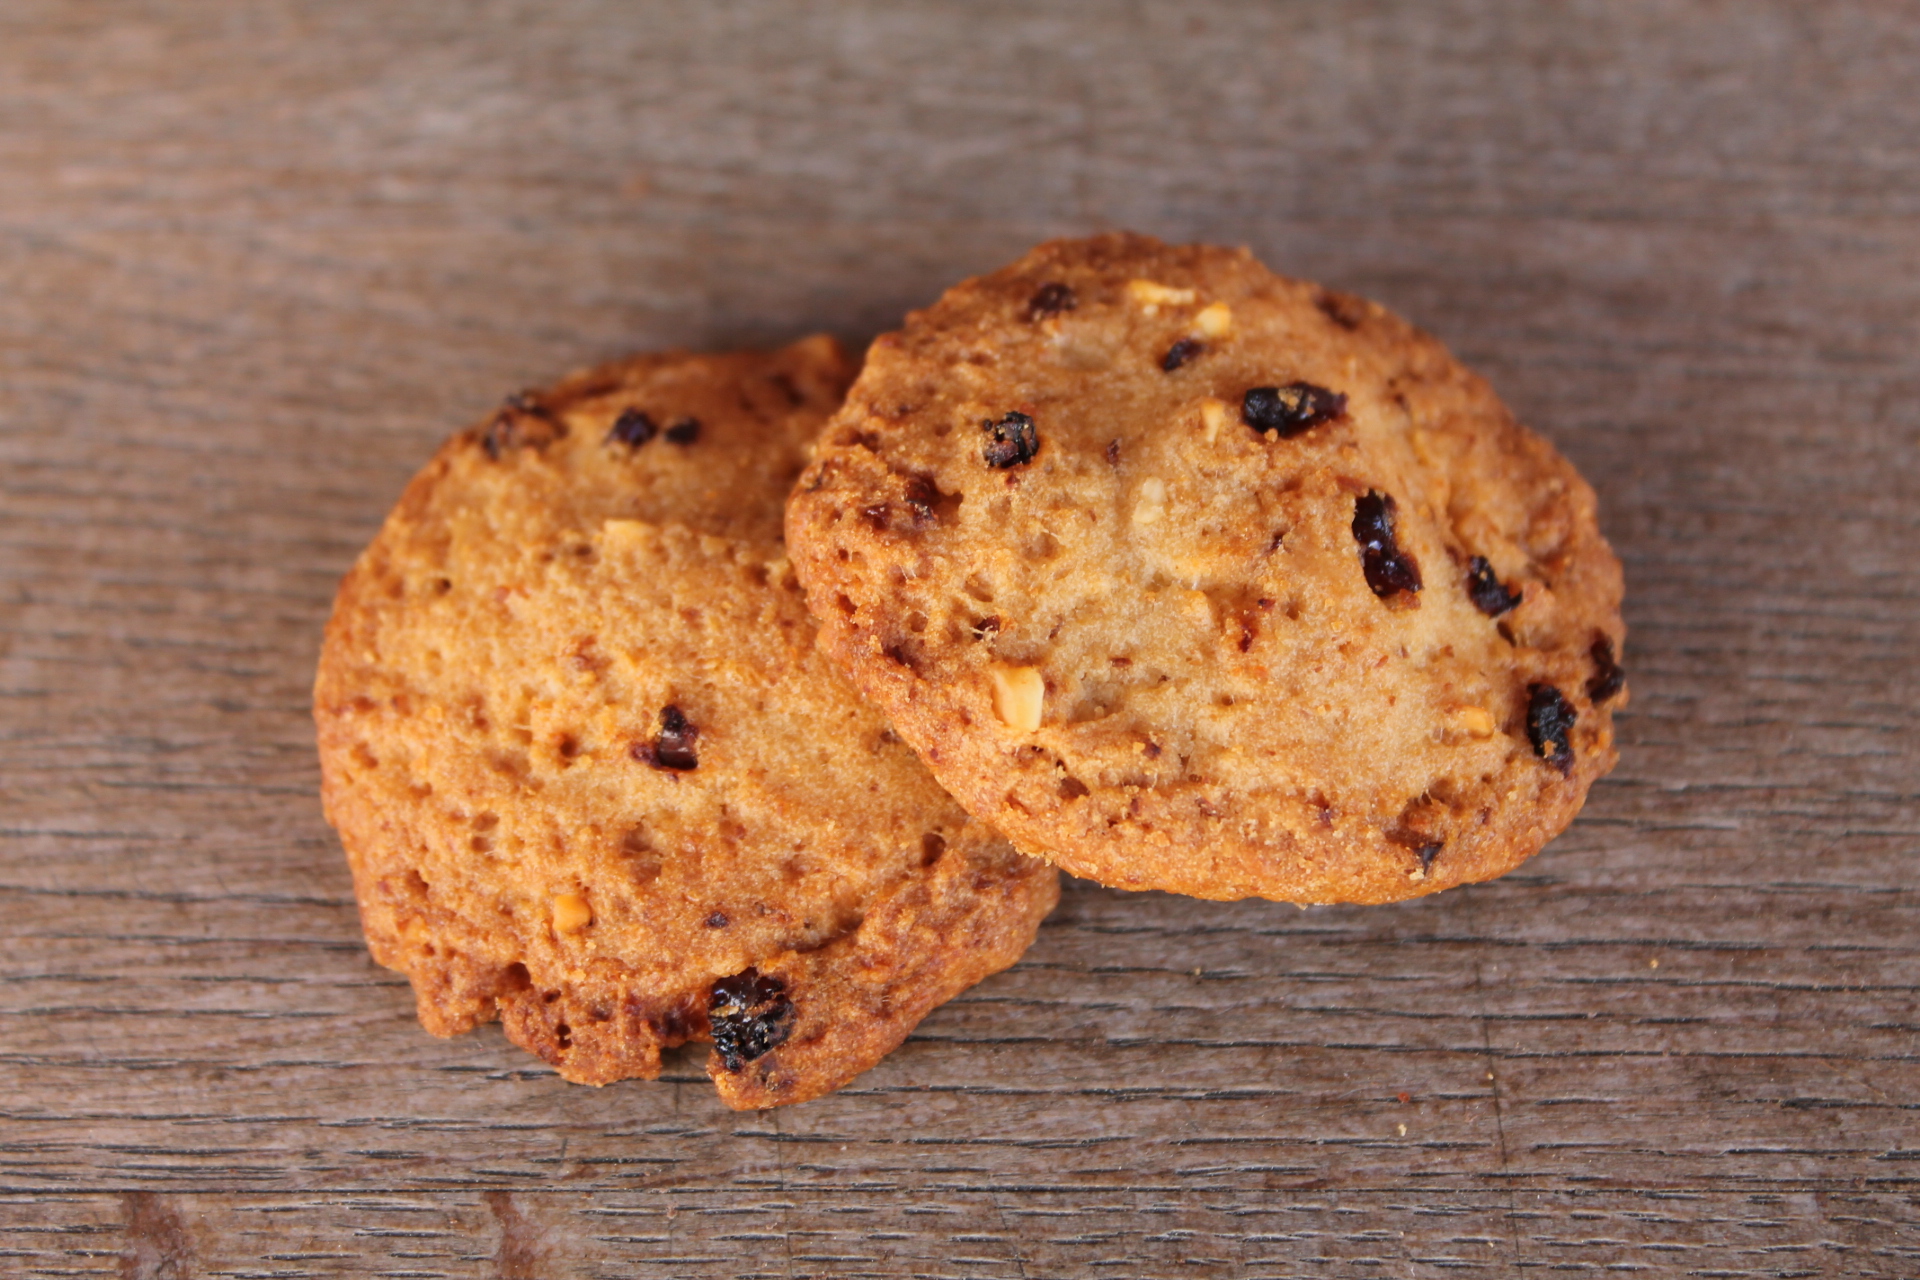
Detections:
[786, 235, 1626, 904]
[315, 337, 1059, 1109]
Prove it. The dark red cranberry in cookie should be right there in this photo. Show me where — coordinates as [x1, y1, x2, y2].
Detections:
[1026, 282, 1076, 320]
[1352, 491, 1422, 599]
[982, 411, 1039, 468]
[482, 394, 564, 458]
[607, 407, 658, 448]
[1587, 635, 1626, 703]
[664, 417, 700, 445]
[709, 969, 795, 1072]
[1526, 684, 1576, 775]
[646, 705, 699, 771]
[1466, 556, 1521, 616]
[1161, 338, 1203, 372]
[1242, 382, 1346, 438]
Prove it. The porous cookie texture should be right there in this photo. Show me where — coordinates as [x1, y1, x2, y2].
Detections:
[315, 337, 1058, 1109]
[786, 235, 1627, 904]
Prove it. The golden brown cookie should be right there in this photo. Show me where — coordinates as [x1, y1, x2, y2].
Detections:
[315, 337, 1058, 1109]
[786, 235, 1626, 905]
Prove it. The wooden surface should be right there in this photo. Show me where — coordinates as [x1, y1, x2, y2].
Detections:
[2, 2, 1917, 1275]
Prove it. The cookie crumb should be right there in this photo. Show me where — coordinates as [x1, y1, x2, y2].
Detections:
[989, 666, 1046, 733]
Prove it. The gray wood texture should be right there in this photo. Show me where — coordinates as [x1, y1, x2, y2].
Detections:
[2, 1, 1916, 1275]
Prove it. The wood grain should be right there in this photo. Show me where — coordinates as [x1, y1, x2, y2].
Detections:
[1, 0, 1916, 1274]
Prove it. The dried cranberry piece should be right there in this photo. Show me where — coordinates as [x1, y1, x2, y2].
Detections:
[1026, 282, 1076, 320]
[482, 394, 563, 458]
[708, 969, 794, 1072]
[647, 705, 699, 771]
[1352, 492, 1422, 599]
[1526, 684, 1576, 775]
[1588, 635, 1625, 703]
[1161, 338, 1203, 372]
[664, 417, 700, 445]
[981, 411, 1038, 468]
[607, 407, 658, 448]
[1242, 382, 1346, 438]
[1466, 556, 1521, 616]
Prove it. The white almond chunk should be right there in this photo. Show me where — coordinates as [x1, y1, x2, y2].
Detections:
[1200, 398, 1228, 444]
[1454, 705, 1497, 738]
[1132, 476, 1167, 525]
[990, 666, 1046, 733]
[1194, 302, 1233, 339]
[552, 893, 593, 934]
[1127, 279, 1197, 313]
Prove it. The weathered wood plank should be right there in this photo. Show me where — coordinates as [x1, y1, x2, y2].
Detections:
[1, 0, 1916, 1271]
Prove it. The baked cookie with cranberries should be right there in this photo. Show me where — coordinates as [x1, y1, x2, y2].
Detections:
[786, 235, 1626, 904]
[316, 337, 1058, 1109]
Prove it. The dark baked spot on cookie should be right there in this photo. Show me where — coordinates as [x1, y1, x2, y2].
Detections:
[1416, 842, 1443, 874]
[1059, 776, 1091, 800]
[665, 417, 701, 445]
[1466, 556, 1521, 616]
[633, 705, 699, 771]
[1106, 439, 1122, 466]
[704, 911, 730, 929]
[883, 641, 922, 672]
[768, 371, 804, 406]
[982, 411, 1039, 468]
[1161, 338, 1203, 372]
[920, 832, 947, 866]
[1242, 383, 1347, 438]
[861, 503, 891, 531]
[709, 969, 795, 1072]
[1026, 281, 1076, 320]
[1526, 683, 1576, 775]
[1235, 598, 1276, 653]
[903, 473, 961, 525]
[1315, 289, 1367, 331]
[1353, 492, 1422, 600]
[607, 407, 658, 448]
[1588, 634, 1626, 703]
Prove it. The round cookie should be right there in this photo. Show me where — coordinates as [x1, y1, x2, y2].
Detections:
[315, 337, 1058, 1109]
[786, 235, 1627, 905]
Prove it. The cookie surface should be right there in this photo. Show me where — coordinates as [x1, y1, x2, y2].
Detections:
[786, 236, 1626, 904]
[315, 337, 1058, 1109]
